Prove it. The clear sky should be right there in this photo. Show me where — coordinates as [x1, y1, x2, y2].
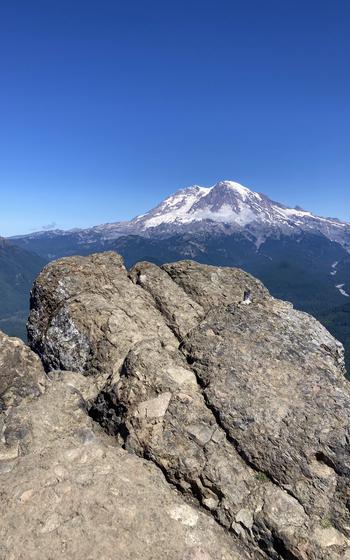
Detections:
[1, 0, 349, 236]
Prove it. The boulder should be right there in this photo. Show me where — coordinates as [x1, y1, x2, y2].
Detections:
[27, 252, 177, 383]
[20, 252, 350, 559]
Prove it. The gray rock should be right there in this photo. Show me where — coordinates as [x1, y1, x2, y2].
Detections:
[181, 300, 350, 527]
[0, 367, 249, 560]
[162, 260, 270, 311]
[129, 260, 204, 340]
[28, 252, 177, 383]
[19, 252, 350, 559]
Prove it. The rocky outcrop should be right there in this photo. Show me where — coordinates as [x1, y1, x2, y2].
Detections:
[2, 251, 350, 559]
[90, 260, 350, 559]
[27, 253, 177, 383]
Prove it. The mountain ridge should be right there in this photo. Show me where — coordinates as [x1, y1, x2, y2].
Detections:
[10, 180, 350, 251]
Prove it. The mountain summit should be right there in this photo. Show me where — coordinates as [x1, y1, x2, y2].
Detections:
[128, 180, 350, 248]
[133, 180, 282, 229]
[12, 180, 350, 252]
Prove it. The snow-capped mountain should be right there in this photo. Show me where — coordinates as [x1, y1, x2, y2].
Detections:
[128, 180, 350, 246]
[133, 181, 278, 229]
[11, 180, 350, 252]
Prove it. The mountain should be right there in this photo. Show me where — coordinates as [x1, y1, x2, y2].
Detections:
[12, 180, 350, 256]
[0, 238, 46, 339]
[6, 180, 350, 369]
[129, 180, 350, 249]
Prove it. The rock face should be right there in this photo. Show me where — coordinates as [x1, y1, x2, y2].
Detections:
[2, 251, 350, 559]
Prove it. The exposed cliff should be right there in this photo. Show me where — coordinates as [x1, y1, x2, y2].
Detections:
[1, 252, 350, 559]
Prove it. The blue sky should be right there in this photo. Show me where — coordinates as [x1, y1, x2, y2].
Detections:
[1, 0, 349, 236]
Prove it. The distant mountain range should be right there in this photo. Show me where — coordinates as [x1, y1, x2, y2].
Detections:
[4, 179, 350, 370]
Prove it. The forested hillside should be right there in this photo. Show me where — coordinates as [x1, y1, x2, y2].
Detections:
[0, 238, 46, 338]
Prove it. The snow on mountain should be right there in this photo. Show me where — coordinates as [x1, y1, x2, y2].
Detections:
[129, 180, 350, 243]
[11, 179, 350, 253]
[132, 185, 210, 228]
[133, 180, 289, 229]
